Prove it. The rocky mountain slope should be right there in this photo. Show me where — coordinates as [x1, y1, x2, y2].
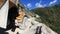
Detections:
[0, 0, 58, 34]
[30, 4, 60, 34]
[6, 17, 57, 34]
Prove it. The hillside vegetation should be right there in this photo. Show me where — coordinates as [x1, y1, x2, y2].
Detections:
[31, 4, 60, 34]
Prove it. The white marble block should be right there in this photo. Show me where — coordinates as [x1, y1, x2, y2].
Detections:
[0, 0, 9, 28]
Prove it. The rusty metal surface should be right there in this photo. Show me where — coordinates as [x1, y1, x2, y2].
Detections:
[0, 0, 7, 8]
[9, 0, 18, 8]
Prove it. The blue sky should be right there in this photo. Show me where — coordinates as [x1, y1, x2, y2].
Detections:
[20, 0, 60, 10]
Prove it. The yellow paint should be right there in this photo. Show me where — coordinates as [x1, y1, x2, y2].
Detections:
[16, 10, 25, 23]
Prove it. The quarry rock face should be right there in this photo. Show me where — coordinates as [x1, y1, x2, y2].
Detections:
[7, 17, 57, 34]
[0, 0, 57, 34]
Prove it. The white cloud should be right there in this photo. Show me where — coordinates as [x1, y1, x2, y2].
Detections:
[49, 0, 57, 5]
[35, 2, 46, 8]
[35, 0, 47, 8]
[27, 3, 31, 7]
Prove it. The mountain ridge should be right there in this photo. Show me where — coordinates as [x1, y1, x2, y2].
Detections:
[30, 4, 60, 34]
